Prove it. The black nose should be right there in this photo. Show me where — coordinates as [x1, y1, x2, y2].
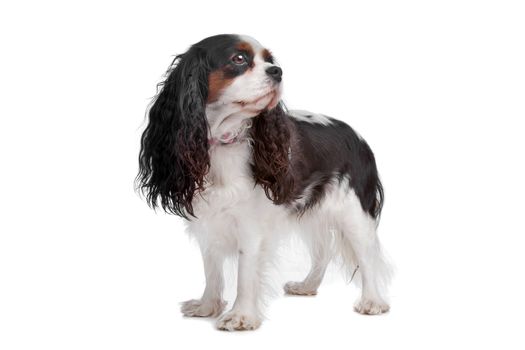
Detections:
[265, 66, 282, 82]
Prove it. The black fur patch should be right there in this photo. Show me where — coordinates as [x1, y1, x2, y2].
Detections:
[289, 117, 384, 218]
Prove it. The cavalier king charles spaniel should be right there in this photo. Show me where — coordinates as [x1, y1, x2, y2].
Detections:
[137, 34, 391, 331]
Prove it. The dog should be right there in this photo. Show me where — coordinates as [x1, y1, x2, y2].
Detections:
[137, 34, 391, 331]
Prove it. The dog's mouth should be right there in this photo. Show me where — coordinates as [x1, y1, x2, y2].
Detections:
[233, 89, 280, 112]
[234, 91, 274, 107]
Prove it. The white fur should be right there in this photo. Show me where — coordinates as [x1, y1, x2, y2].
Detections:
[180, 35, 390, 330]
[182, 141, 391, 330]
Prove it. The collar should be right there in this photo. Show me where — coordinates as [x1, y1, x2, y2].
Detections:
[208, 119, 253, 146]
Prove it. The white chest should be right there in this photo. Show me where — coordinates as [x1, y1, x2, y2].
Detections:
[193, 142, 256, 218]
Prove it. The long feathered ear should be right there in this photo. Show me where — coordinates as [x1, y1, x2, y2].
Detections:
[137, 48, 210, 218]
[251, 104, 297, 204]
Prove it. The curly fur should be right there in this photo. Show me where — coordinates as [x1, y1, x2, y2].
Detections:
[250, 104, 298, 205]
[137, 48, 211, 218]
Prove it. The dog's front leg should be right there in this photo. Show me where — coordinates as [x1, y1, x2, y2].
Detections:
[181, 243, 226, 318]
[216, 236, 264, 331]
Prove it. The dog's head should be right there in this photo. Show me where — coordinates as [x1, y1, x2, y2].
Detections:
[202, 35, 282, 127]
[137, 35, 293, 218]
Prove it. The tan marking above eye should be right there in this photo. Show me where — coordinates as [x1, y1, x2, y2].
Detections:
[262, 49, 273, 63]
[235, 42, 255, 58]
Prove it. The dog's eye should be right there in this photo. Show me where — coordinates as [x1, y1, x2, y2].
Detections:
[231, 54, 247, 65]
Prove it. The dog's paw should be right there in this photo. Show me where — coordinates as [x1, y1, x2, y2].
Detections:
[353, 298, 390, 315]
[216, 311, 261, 331]
[283, 281, 318, 296]
[180, 298, 226, 318]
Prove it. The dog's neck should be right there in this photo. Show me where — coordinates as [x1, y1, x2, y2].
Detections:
[208, 119, 253, 146]
[206, 138, 253, 188]
[206, 102, 260, 144]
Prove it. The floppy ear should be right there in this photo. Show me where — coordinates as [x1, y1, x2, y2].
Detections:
[137, 48, 210, 218]
[251, 104, 297, 204]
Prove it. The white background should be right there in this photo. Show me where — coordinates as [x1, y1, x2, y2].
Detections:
[1, 0, 524, 349]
